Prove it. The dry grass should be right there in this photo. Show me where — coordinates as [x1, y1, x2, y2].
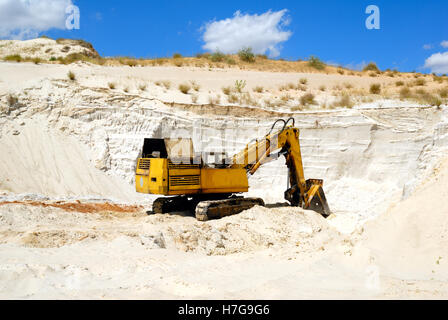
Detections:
[332, 94, 354, 109]
[395, 81, 405, 86]
[300, 93, 316, 106]
[190, 81, 201, 92]
[154, 80, 171, 89]
[139, 84, 147, 91]
[299, 78, 308, 85]
[7, 94, 18, 106]
[222, 86, 232, 95]
[415, 79, 426, 86]
[319, 85, 326, 91]
[178, 83, 191, 94]
[208, 95, 221, 105]
[253, 86, 264, 93]
[281, 94, 291, 102]
[399, 87, 412, 99]
[370, 83, 381, 94]
[67, 71, 76, 81]
[228, 93, 239, 104]
[419, 93, 442, 106]
[108, 82, 116, 89]
[438, 88, 448, 98]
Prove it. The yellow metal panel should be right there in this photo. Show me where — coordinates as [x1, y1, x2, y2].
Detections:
[149, 159, 168, 194]
[135, 174, 150, 193]
[135, 158, 169, 195]
[201, 168, 248, 193]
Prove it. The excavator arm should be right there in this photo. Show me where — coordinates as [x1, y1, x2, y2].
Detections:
[231, 118, 331, 217]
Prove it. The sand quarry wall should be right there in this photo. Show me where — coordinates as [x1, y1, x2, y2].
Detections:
[1, 79, 448, 225]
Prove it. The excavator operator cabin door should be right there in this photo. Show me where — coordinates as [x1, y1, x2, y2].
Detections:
[142, 138, 168, 159]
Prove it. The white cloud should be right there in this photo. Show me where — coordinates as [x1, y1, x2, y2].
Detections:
[0, 0, 73, 39]
[424, 52, 448, 74]
[202, 9, 292, 58]
[423, 44, 433, 50]
[441, 40, 448, 48]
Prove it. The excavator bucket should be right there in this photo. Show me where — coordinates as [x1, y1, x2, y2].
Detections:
[305, 184, 331, 217]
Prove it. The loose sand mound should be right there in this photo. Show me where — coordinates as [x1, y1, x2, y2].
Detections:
[0, 202, 340, 255]
[0, 120, 140, 202]
[362, 157, 448, 280]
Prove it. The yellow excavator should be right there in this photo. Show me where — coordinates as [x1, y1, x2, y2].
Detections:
[135, 118, 330, 221]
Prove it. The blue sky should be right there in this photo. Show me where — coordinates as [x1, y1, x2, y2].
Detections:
[2, 0, 448, 73]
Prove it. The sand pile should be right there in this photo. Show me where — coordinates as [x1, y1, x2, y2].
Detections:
[0, 119, 142, 202]
[361, 156, 448, 280]
[0, 201, 340, 256]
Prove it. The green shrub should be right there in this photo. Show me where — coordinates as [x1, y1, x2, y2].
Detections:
[308, 55, 325, 70]
[172, 53, 182, 59]
[4, 55, 22, 62]
[363, 62, 380, 72]
[108, 82, 116, 89]
[299, 78, 308, 85]
[209, 51, 226, 62]
[238, 47, 255, 63]
[234, 80, 246, 93]
[225, 57, 236, 65]
[395, 81, 404, 86]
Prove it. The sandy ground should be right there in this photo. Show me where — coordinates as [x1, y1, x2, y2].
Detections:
[0, 42, 448, 299]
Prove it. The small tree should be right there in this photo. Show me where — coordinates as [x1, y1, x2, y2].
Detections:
[308, 55, 325, 70]
[238, 47, 255, 63]
[363, 62, 380, 72]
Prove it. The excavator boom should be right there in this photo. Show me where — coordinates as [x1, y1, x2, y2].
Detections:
[230, 118, 331, 217]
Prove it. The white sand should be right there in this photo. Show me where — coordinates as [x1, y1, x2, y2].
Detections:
[0, 43, 447, 298]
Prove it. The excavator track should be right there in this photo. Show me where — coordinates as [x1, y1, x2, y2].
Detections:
[152, 196, 196, 214]
[195, 197, 265, 221]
